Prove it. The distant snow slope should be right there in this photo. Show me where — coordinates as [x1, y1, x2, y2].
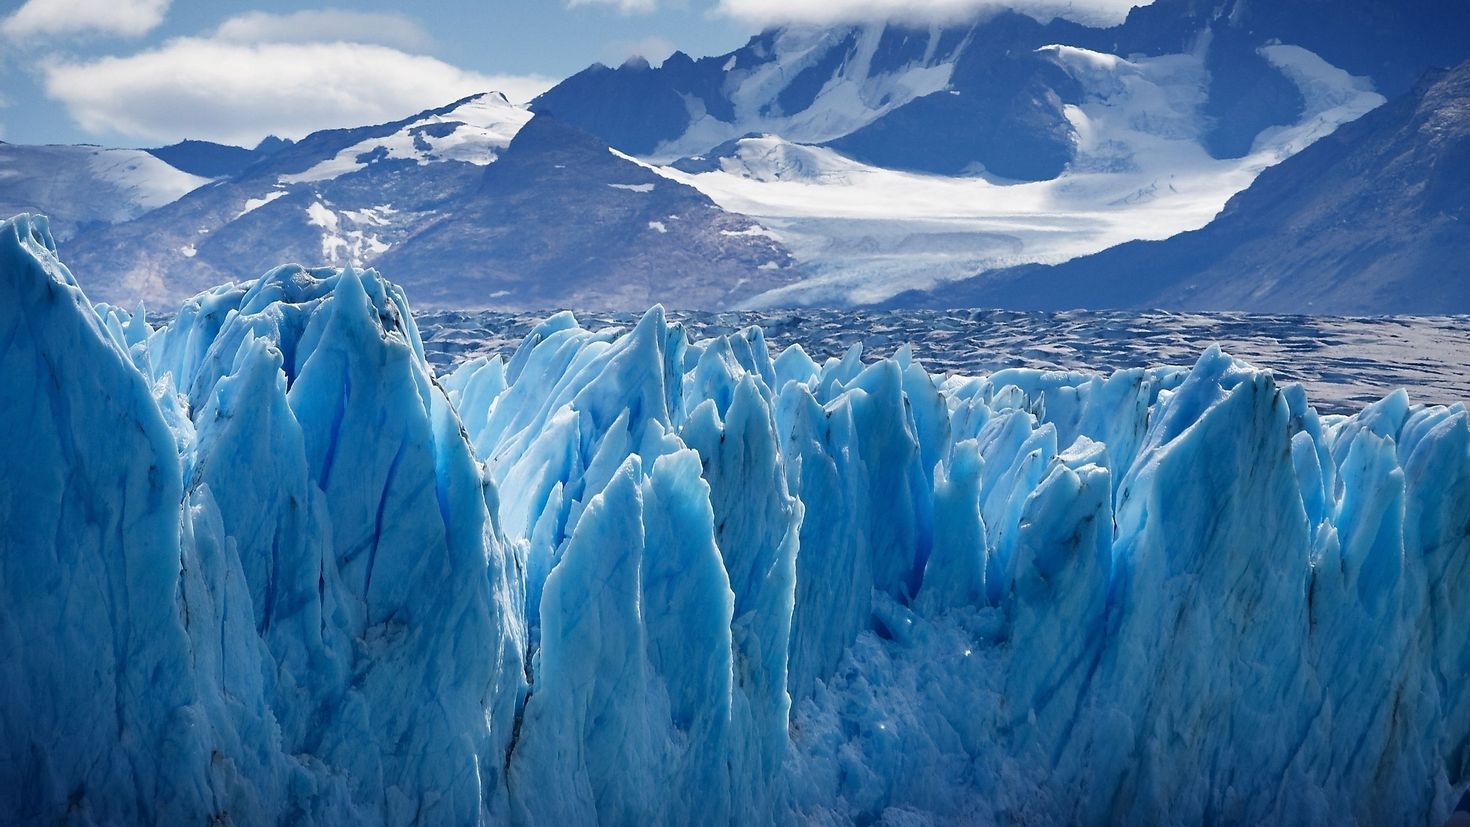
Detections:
[280, 92, 532, 184]
[61, 93, 539, 304]
[0, 144, 207, 240]
[364, 114, 798, 310]
[648, 26, 958, 162]
[520, 0, 1470, 310]
[651, 43, 1383, 306]
[920, 58, 1470, 314]
[60, 103, 798, 310]
[533, 13, 1094, 177]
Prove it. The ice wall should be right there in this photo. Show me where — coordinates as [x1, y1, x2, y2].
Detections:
[2, 216, 525, 824]
[2, 213, 1469, 825]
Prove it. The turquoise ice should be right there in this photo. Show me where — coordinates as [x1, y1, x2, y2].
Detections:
[2, 213, 1468, 825]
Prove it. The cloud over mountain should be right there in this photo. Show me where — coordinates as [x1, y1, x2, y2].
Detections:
[41, 17, 554, 146]
[714, 0, 1149, 26]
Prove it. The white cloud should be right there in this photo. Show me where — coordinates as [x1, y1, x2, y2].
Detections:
[2, 0, 169, 39]
[568, 0, 660, 14]
[601, 35, 677, 66]
[714, 0, 1151, 27]
[212, 9, 434, 52]
[43, 39, 555, 146]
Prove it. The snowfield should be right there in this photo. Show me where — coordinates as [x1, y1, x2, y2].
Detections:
[3, 212, 1468, 825]
[649, 43, 1385, 306]
[278, 92, 532, 185]
[644, 25, 960, 164]
[0, 144, 209, 240]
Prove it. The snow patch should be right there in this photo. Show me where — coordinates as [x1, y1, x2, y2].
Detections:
[236, 188, 287, 218]
[1255, 44, 1386, 157]
[306, 200, 390, 264]
[722, 224, 783, 241]
[84, 149, 210, 210]
[280, 93, 533, 184]
[341, 204, 398, 227]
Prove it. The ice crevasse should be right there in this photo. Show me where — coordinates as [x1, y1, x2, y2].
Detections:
[1, 212, 1468, 826]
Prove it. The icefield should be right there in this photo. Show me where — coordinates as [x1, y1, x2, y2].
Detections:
[649, 42, 1385, 306]
[3, 212, 1469, 826]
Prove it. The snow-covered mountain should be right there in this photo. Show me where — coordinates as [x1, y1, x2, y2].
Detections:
[536, 13, 1099, 177]
[58, 92, 533, 304]
[528, 0, 1469, 307]
[538, 0, 1469, 171]
[60, 93, 796, 309]
[896, 58, 1470, 313]
[5, 0, 1466, 310]
[6, 215, 1470, 824]
[646, 43, 1383, 304]
[0, 142, 208, 240]
[370, 114, 793, 310]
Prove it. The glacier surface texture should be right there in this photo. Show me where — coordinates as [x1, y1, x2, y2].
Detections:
[2, 213, 1469, 826]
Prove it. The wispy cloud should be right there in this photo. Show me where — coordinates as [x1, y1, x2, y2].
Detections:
[568, 0, 662, 15]
[601, 35, 677, 66]
[714, 0, 1151, 27]
[212, 9, 435, 52]
[1, 0, 170, 39]
[43, 35, 554, 146]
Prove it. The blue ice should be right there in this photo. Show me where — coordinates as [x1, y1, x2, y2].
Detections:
[2, 213, 1468, 825]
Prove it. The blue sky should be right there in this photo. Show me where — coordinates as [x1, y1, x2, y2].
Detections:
[0, 0, 1145, 148]
[0, 0, 757, 147]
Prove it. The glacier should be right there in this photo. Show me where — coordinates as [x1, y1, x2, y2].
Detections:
[2, 211, 1469, 826]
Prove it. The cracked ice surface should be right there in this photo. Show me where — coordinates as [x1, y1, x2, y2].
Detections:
[3, 212, 1470, 826]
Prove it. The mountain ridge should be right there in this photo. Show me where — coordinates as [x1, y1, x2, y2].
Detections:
[58, 96, 795, 309]
[9, 0, 1468, 311]
[888, 59, 1470, 314]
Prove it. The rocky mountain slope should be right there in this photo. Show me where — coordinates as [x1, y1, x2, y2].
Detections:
[59, 94, 795, 309]
[372, 114, 794, 310]
[895, 59, 1470, 313]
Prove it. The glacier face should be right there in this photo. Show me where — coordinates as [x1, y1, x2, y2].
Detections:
[3, 212, 1469, 825]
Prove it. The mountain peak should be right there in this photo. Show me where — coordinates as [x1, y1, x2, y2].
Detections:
[252, 134, 289, 151]
[488, 112, 612, 169]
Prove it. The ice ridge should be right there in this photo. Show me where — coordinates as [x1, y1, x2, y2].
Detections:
[2, 213, 1468, 826]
